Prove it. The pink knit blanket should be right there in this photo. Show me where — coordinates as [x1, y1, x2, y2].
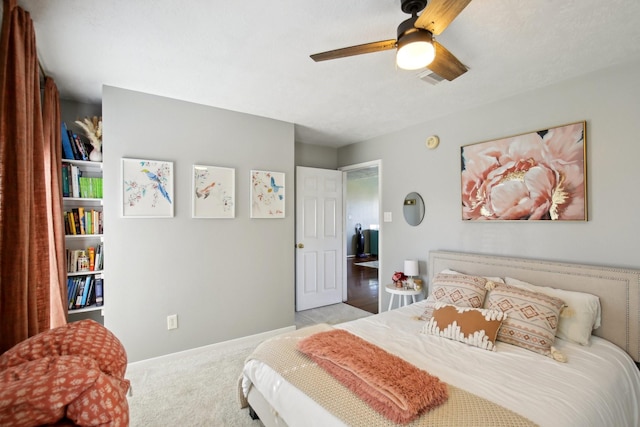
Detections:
[298, 329, 448, 424]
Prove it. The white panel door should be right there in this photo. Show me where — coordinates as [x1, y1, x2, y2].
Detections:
[295, 166, 343, 311]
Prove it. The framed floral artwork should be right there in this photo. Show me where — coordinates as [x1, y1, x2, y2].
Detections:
[461, 121, 586, 221]
[121, 158, 174, 218]
[250, 170, 285, 218]
[192, 165, 235, 218]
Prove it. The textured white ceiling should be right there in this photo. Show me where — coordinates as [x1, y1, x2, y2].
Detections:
[17, 0, 640, 147]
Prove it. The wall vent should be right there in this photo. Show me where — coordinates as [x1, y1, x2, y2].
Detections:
[416, 70, 445, 85]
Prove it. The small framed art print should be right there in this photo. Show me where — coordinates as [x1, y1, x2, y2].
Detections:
[121, 158, 174, 218]
[250, 170, 285, 218]
[192, 164, 235, 218]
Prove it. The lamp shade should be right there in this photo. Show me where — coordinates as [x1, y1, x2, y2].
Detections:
[404, 259, 419, 277]
[396, 30, 435, 70]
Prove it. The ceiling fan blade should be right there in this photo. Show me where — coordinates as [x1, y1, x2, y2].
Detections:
[310, 39, 397, 62]
[415, 0, 472, 35]
[427, 41, 467, 81]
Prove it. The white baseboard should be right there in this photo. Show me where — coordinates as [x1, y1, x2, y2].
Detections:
[128, 325, 296, 367]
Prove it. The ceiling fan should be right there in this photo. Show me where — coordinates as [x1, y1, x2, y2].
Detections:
[310, 0, 472, 81]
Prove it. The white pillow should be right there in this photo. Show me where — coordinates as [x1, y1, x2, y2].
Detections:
[504, 277, 601, 345]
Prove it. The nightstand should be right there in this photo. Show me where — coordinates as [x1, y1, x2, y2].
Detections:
[385, 284, 422, 310]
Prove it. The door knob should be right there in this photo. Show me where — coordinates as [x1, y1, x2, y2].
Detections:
[297, 243, 304, 249]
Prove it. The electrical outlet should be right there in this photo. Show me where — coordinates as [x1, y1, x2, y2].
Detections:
[167, 314, 178, 330]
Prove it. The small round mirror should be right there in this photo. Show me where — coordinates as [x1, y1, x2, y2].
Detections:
[403, 192, 425, 226]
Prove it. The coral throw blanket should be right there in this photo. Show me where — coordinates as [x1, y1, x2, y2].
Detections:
[298, 329, 447, 424]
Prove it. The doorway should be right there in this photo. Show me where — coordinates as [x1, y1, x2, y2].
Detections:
[295, 167, 344, 311]
[341, 162, 380, 314]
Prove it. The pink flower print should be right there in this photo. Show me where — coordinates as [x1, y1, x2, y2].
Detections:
[461, 123, 584, 220]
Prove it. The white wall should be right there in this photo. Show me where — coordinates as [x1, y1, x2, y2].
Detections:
[102, 86, 295, 362]
[338, 60, 640, 310]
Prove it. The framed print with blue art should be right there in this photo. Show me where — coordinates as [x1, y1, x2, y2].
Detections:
[250, 170, 285, 218]
[121, 158, 174, 218]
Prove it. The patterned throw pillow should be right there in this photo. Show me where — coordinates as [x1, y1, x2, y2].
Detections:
[505, 277, 601, 345]
[419, 273, 488, 320]
[485, 284, 564, 358]
[422, 303, 507, 351]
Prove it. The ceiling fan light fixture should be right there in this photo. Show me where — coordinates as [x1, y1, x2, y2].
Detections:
[396, 29, 435, 70]
[309, 0, 470, 80]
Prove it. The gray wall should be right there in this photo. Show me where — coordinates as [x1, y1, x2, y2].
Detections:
[295, 142, 338, 169]
[338, 60, 640, 310]
[92, 59, 639, 360]
[102, 86, 295, 362]
[60, 99, 102, 129]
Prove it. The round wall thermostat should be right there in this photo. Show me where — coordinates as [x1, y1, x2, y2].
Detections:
[426, 135, 440, 149]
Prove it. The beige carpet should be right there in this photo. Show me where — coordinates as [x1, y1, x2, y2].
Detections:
[126, 303, 372, 426]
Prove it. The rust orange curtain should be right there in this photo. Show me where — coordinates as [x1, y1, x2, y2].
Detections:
[42, 77, 66, 328]
[0, 0, 65, 353]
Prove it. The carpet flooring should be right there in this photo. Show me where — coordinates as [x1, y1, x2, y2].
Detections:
[126, 303, 372, 426]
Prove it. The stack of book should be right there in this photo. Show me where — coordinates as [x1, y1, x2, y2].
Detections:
[61, 163, 103, 198]
[61, 122, 92, 161]
[67, 244, 104, 273]
[64, 208, 103, 235]
[67, 274, 104, 310]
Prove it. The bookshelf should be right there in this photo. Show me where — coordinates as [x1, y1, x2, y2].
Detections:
[62, 159, 104, 319]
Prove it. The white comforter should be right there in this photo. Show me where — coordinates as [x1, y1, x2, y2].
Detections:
[243, 300, 640, 427]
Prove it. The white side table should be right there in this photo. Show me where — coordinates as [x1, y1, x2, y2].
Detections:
[385, 284, 422, 310]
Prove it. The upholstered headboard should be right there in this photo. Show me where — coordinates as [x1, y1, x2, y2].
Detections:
[428, 251, 640, 362]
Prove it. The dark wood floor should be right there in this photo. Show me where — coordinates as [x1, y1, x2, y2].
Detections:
[346, 256, 379, 314]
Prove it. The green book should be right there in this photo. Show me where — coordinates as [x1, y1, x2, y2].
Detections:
[61, 164, 70, 197]
[85, 211, 93, 234]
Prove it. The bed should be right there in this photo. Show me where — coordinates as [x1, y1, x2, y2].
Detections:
[240, 251, 640, 426]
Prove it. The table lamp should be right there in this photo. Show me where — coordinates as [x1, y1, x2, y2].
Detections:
[404, 259, 419, 289]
